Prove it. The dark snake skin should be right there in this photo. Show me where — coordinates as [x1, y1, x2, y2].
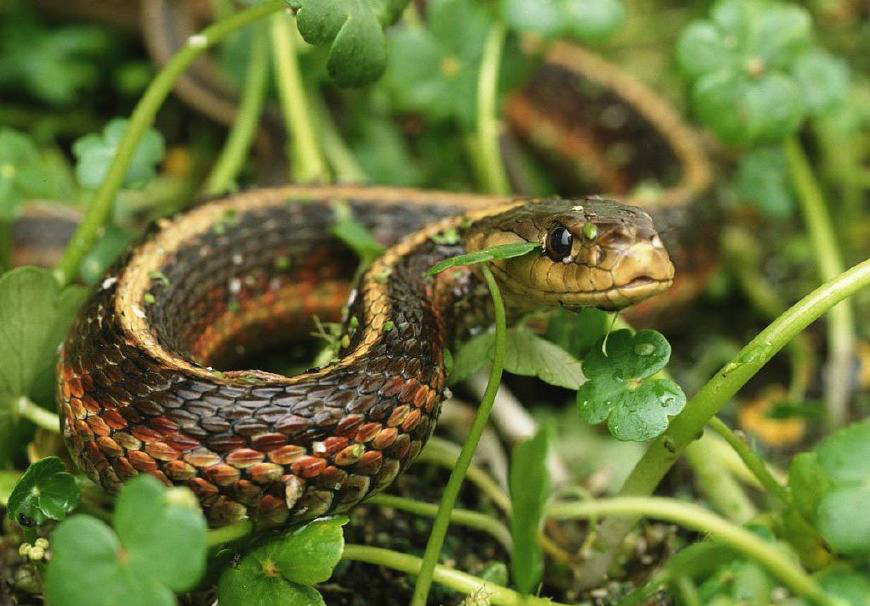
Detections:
[58, 187, 510, 527]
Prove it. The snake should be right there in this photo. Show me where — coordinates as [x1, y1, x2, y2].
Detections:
[57, 186, 674, 527]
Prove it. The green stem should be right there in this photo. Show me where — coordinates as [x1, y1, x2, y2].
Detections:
[683, 439, 756, 523]
[342, 545, 568, 606]
[578, 258, 870, 589]
[475, 21, 509, 195]
[17, 397, 60, 433]
[206, 519, 253, 548]
[410, 265, 506, 606]
[310, 93, 368, 183]
[706, 416, 790, 505]
[548, 497, 839, 606]
[52, 0, 285, 286]
[367, 494, 512, 550]
[269, 13, 328, 183]
[785, 136, 855, 427]
[203, 26, 270, 195]
[416, 436, 513, 514]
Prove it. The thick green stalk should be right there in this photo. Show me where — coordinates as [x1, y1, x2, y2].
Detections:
[785, 136, 855, 427]
[367, 494, 512, 550]
[310, 94, 367, 183]
[269, 13, 327, 183]
[706, 416, 790, 505]
[683, 439, 756, 523]
[52, 0, 285, 286]
[577, 258, 870, 588]
[548, 497, 840, 606]
[475, 21, 509, 195]
[343, 545, 569, 606]
[206, 520, 253, 548]
[410, 265, 506, 606]
[203, 27, 270, 195]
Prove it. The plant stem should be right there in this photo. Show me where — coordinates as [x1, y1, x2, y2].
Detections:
[367, 494, 512, 550]
[410, 265, 506, 606]
[17, 397, 59, 433]
[203, 26, 270, 195]
[548, 497, 839, 606]
[269, 12, 328, 183]
[577, 257, 870, 589]
[785, 136, 855, 427]
[206, 519, 253, 548]
[683, 439, 756, 523]
[310, 94, 368, 183]
[51, 0, 285, 286]
[475, 21, 509, 195]
[706, 416, 791, 505]
[343, 545, 570, 606]
[416, 436, 513, 513]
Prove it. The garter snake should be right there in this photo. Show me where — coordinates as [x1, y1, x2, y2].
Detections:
[57, 186, 674, 526]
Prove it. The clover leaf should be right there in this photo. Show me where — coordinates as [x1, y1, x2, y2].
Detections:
[44, 475, 207, 606]
[576, 329, 686, 441]
[676, 0, 816, 145]
[734, 146, 794, 218]
[290, 0, 410, 87]
[545, 308, 610, 360]
[509, 425, 551, 595]
[502, 0, 625, 44]
[217, 517, 348, 606]
[791, 49, 849, 116]
[72, 119, 165, 190]
[7, 457, 79, 527]
[0, 267, 87, 403]
[384, 0, 492, 128]
[0, 129, 67, 219]
[788, 419, 870, 557]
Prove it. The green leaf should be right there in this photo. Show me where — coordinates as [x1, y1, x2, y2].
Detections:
[788, 419, 870, 557]
[692, 70, 804, 145]
[502, 0, 625, 43]
[0, 8, 113, 106]
[0, 129, 67, 219]
[384, 0, 492, 127]
[329, 202, 384, 267]
[291, 0, 410, 87]
[217, 517, 347, 606]
[44, 475, 207, 606]
[817, 566, 870, 606]
[449, 326, 584, 389]
[0, 267, 87, 401]
[509, 425, 551, 595]
[449, 330, 495, 385]
[792, 49, 849, 116]
[72, 119, 165, 190]
[576, 329, 686, 441]
[676, 21, 738, 80]
[426, 242, 538, 276]
[6, 457, 79, 527]
[504, 328, 585, 389]
[734, 146, 794, 218]
[545, 308, 610, 359]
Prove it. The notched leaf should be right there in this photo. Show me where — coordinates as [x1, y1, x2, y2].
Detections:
[576, 329, 686, 441]
[7, 457, 79, 527]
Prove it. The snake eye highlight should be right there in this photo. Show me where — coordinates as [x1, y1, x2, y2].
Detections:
[545, 225, 573, 261]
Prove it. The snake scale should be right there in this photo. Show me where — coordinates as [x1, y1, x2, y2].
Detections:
[57, 186, 674, 527]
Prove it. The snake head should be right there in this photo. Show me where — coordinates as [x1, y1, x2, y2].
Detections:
[467, 197, 675, 311]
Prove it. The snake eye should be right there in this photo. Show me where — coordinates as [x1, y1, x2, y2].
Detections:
[545, 225, 573, 261]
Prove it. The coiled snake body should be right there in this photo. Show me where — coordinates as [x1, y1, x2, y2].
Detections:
[58, 186, 673, 526]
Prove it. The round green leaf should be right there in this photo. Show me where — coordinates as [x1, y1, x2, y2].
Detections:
[7, 457, 79, 526]
[692, 70, 804, 145]
[218, 556, 326, 606]
[561, 0, 625, 43]
[72, 118, 165, 190]
[44, 515, 175, 606]
[576, 329, 686, 441]
[270, 517, 348, 585]
[676, 21, 737, 79]
[113, 475, 207, 592]
[734, 146, 794, 218]
[816, 418, 870, 484]
[817, 485, 870, 557]
[792, 49, 849, 116]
